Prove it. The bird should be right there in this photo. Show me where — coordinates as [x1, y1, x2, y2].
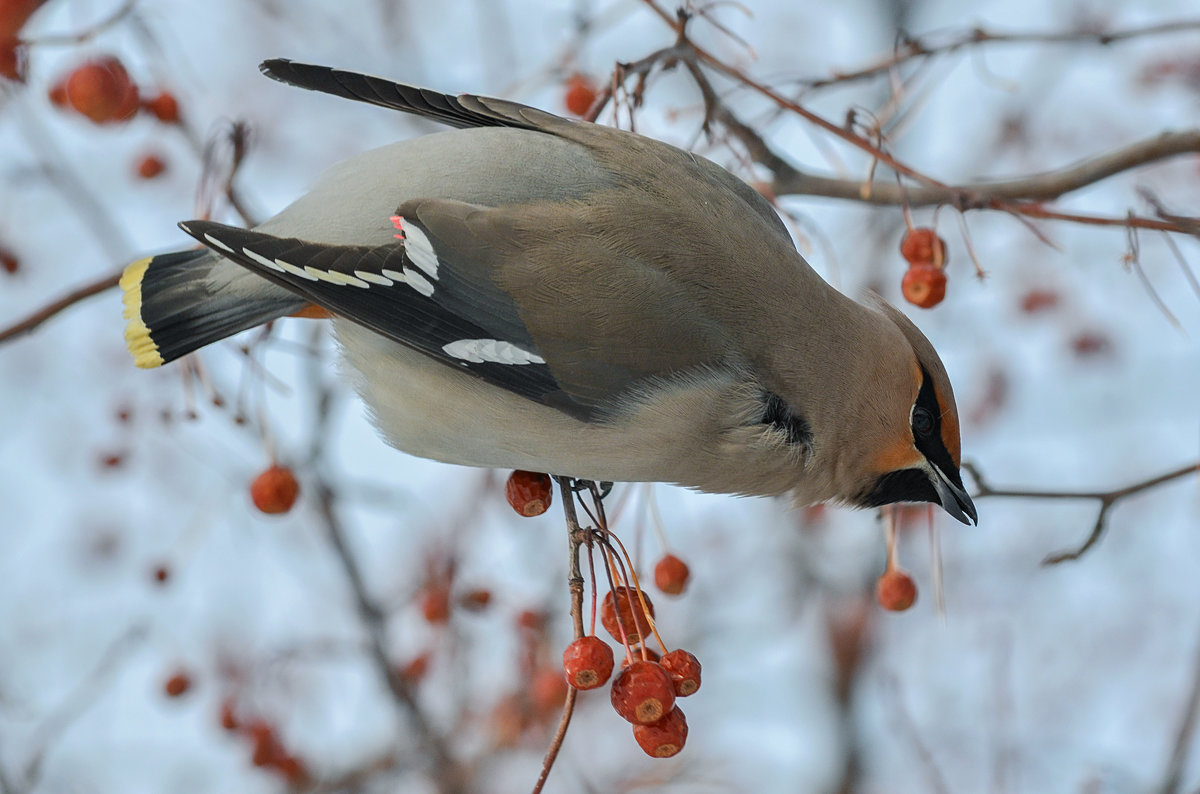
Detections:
[120, 59, 977, 525]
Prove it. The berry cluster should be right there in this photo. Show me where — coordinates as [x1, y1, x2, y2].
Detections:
[899, 227, 949, 309]
[504, 472, 700, 758]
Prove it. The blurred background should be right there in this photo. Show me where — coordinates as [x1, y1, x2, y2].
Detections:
[1, 0, 1199, 792]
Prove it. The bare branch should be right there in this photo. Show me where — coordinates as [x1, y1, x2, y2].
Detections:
[0, 270, 121, 345]
[963, 461, 1199, 563]
[799, 19, 1200, 91]
[530, 477, 592, 794]
[1159, 627, 1200, 794]
[22, 626, 147, 789]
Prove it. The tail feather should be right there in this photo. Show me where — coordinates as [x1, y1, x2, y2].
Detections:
[121, 248, 308, 368]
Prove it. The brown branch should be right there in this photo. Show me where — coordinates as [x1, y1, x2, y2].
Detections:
[530, 476, 591, 794]
[881, 673, 951, 794]
[769, 130, 1200, 207]
[800, 19, 1200, 91]
[1159, 626, 1200, 794]
[963, 461, 1199, 564]
[21, 0, 137, 46]
[304, 364, 464, 793]
[21, 625, 147, 790]
[0, 270, 121, 345]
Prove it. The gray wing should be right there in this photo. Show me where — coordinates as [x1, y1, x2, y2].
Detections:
[180, 199, 732, 419]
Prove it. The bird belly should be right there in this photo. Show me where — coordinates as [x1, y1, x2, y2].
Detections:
[334, 320, 805, 497]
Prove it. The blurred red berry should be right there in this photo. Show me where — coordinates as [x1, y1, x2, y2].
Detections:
[0, 245, 17, 275]
[899, 227, 947, 267]
[136, 153, 166, 179]
[420, 585, 451, 624]
[54, 56, 139, 124]
[901, 264, 947, 309]
[459, 588, 492, 611]
[250, 465, 299, 514]
[1071, 331, 1113, 358]
[505, 470, 553, 516]
[219, 697, 239, 731]
[141, 91, 179, 123]
[564, 73, 597, 116]
[0, 0, 46, 39]
[659, 648, 702, 697]
[601, 586, 655, 645]
[563, 635, 615, 690]
[530, 666, 569, 717]
[653, 553, 690, 595]
[163, 670, 191, 697]
[0, 36, 25, 81]
[399, 650, 431, 684]
[151, 564, 169, 584]
[876, 568, 917, 611]
[611, 660, 675, 725]
[1020, 288, 1060, 314]
[632, 705, 688, 758]
[516, 609, 545, 632]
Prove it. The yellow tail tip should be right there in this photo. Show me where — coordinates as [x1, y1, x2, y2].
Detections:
[120, 257, 164, 369]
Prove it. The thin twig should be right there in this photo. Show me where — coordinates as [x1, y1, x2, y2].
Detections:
[1159, 626, 1200, 794]
[531, 477, 590, 794]
[796, 19, 1200, 91]
[963, 461, 1199, 564]
[22, 0, 137, 46]
[304, 363, 462, 793]
[0, 270, 121, 345]
[22, 625, 147, 789]
[881, 673, 952, 794]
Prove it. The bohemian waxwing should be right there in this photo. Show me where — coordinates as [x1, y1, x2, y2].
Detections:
[121, 59, 977, 525]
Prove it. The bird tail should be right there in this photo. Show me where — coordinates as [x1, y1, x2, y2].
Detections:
[121, 248, 308, 368]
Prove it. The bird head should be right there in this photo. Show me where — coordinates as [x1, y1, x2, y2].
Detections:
[847, 298, 977, 525]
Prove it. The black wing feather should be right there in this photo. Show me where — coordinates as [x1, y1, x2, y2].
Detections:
[259, 59, 547, 131]
[178, 219, 586, 414]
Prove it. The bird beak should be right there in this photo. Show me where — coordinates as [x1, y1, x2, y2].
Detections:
[929, 462, 978, 525]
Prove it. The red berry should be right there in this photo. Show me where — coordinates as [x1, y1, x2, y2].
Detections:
[250, 465, 299, 514]
[1, 245, 18, 275]
[420, 585, 451, 624]
[516, 609, 545, 632]
[899, 227, 947, 267]
[564, 73, 597, 116]
[219, 697, 239, 731]
[458, 588, 492, 611]
[601, 586, 655, 645]
[0, 0, 46, 39]
[530, 666, 569, 718]
[653, 554, 690, 595]
[632, 705, 688, 758]
[57, 56, 139, 124]
[563, 635, 615, 690]
[1020, 289, 1060, 314]
[141, 91, 179, 123]
[876, 569, 917, 611]
[505, 470, 553, 516]
[901, 264, 947, 309]
[135, 153, 166, 180]
[399, 651, 431, 684]
[164, 670, 191, 697]
[273, 755, 308, 784]
[0, 36, 25, 82]
[151, 564, 169, 584]
[610, 660, 675, 725]
[659, 649, 701, 697]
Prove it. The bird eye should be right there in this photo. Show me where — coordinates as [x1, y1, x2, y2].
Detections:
[911, 406, 935, 437]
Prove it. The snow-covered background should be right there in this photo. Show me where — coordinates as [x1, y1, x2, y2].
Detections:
[1, 0, 1199, 792]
